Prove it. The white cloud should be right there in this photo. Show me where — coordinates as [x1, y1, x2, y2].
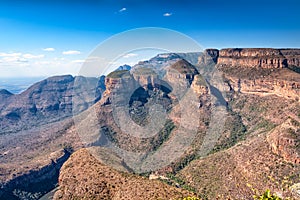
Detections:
[43, 47, 55, 52]
[62, 50, 81, 55]
[0, 52, 44, 63]
[54, 57, 65, 61]
[72, 60, 85, 63]
[0, 50, 86, 77]
[23, 54, 44, 59]
[0, 52, 22, 57]
[123, 53, 138, 58]
[0, 57, 83, 77]
[119, 7, 127, 12]
[163, 13, 172, 17]
[2, 56, 21, 62]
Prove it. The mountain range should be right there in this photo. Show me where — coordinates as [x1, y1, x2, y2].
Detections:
[0, 48, 299, 200]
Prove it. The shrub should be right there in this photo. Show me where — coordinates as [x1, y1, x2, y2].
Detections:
[253, 189, 282, 200]
[62, 142, 74, 154]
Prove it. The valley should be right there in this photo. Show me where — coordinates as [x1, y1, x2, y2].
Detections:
[0, 48, 299, 200]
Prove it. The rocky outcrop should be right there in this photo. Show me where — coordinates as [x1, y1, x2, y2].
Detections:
[280, 49, 300, 67]
[165, 59, 199, 88]
[267, 118, 300, 164]
[198, 49, 219, 64]
[211, 48, 300, 102]
[133, 52, 202, 71]
[210, 48, 300, 69]
[132, 68, 160, 87]
[86, 58, 210, 172]
[224, 73, 300, 102]
[218, 48, 287, 68]
[100, 70, 137, 106]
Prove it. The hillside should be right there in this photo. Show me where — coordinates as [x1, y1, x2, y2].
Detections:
[54, 148, 195, 200]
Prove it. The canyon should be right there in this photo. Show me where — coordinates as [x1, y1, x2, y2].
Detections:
[0, 48, 299, 199]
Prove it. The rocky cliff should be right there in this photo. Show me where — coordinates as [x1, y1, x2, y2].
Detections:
[223, 69, 300, 102]
[267, 118, 300, 164]
[0, 150, 71, 200]
[216, 48, 300, 69]
[0, 75, 105, 134]
[79, 58, 211, 174]
[208, 48, 300, 102]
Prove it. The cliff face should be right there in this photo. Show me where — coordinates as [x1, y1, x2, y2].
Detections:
[217, 48, 300, 69]
[224, 71, 300, 102]
[198, 49, 219, 64]
[267, 118, 300, 164]
[0, 75, 105, 134]
[85, 59, 210, 173]
[207, 48, 300, 102]
[0, 150, 71, 200]
[165, 59, 199, 92]
[103, 59, 206, 104]
[280, 49, 300, 67]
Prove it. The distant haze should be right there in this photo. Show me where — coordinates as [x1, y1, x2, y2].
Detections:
[0, 77, 46, 94]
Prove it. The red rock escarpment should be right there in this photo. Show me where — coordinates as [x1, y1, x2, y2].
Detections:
[217, 48, 300, 68]
[225, 74, 300, 102]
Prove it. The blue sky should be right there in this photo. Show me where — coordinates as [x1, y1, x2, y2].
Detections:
[0, 0, 300, 77]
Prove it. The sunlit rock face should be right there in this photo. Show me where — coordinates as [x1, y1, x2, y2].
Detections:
[216, 48, 300, 69]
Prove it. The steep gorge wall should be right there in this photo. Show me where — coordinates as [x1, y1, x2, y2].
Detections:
[225, 76, 300, 102]
[0, 150, 71, 200]
[205, 48, 300, 68]
[199, 48, 300, 102]
[218, 48, 287, 68]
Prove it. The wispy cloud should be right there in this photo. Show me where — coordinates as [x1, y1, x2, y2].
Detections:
[163, 13, 172, 17]
[43, 47, 55, 52]
[119, 7, 127, 12]
[62, 50, 81, 55]
[0, 52, 44, 63]
[0, 52, 22, 57]
[71, 60, 85, 63]
[123, 53, 138, 58]
[23, 54, 44, 59]
[0, 51, 84, 77]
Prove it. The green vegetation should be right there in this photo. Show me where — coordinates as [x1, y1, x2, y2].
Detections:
[151, 120, 175, 151]
[106, 70, 130, 78]
[253, 189, 282, 200]
[166, 174, 197, 193]
[172, 153, 197, 172]
[210, 110, 247, 154]
[220, 65, 276, 79]
[179, 197, 201, 200]
[194, 75, 206, 86]
[287, 65, 300, 74]
[62, 142, 74, 154]
[253, 119, 276, 132]
[170, 60, 198, 74]
[101, 126, 118, 143]
[290, 118, 300, 127]
[133, 67, 157, 75]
